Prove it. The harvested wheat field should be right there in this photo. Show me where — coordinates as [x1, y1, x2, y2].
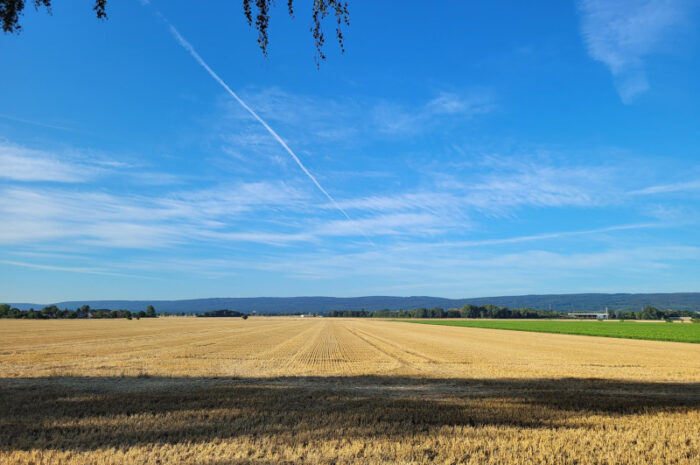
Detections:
[1, 318, 699, 465]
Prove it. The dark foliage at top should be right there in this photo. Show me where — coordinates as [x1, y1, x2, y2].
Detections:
[0, 0, 107, 32]
[0, 0, 348, 65]
[243, 0, 348, 65]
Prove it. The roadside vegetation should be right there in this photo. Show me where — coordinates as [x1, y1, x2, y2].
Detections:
[403, 319, 700, 343]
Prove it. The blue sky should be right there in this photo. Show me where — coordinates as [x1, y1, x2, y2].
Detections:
[1, 0, 699, 302]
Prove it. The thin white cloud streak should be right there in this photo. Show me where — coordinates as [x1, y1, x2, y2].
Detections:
[0, 182, 310, 247]
[218, 87, 494, 152]
[629, 179, 700, 195]
[0, 140, 182, 186]
[197, 230, 315, 246]
[10, 250, 93, 262]
[419, 222, 663, 250]
[157, 13, 366, 240]
[0, 259, 158, 280]
[2, 179, 442, 248]
[0, 184, 446, 248]
[577, 0, 689, 102]
[315, 213, 442, 237]
[0, 113, 81, 133]
[331, 162, 615, 214]
[2, 139, 692, 251]
[199, 212, 451, 245]
[171, 217, 658, 248]
[370, 90, 496, 135]
[137, 245, 700, 295]
[223, 88, 359, 140]
[0, 141, 100, 182]
[0, 186, 444, 247]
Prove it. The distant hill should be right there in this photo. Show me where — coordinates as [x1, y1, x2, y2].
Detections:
[7, 293, 700, 313]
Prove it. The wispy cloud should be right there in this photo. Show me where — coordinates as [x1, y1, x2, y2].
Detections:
[629, 179, 700, 195]
[332, 157, 616, 215]
[143, 242, 700, 296]
[426, 91, 496, 116]
[216, 87, 496, 161]
[228, 87, 360, 143]
[0, 113, 82, 133]
[3, 136, 690, 259]
[0, 181, 310, 248]
[371, 90, 496, 135]
[315, 213, 444, 238]
[0, 259, 158, 280]
[0, 141, 102, 183]
[161, 16, 367, 242]
[427, 222, 662, 249]
[577, 0, 690, 102]
[0, 140, 184, 186]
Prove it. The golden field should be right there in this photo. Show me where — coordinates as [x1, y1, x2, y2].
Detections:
[1, 317, 698, 464]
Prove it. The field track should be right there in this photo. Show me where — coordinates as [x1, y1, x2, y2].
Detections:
[1, 317, 699, 464]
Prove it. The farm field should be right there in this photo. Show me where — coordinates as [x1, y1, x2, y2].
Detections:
[1, 317, 699, 465]
[401, 319, 700, 343]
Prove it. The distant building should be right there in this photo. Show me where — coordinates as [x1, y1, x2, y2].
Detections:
[568, 311, 608, 320]
[667, 316, 692, 323]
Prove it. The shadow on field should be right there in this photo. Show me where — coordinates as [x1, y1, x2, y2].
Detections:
[1, 375, 698, 451]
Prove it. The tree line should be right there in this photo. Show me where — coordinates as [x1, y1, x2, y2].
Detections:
[327, 304, 561, 319]
[0, 304, 158, 320]
[3, 303, 697, 320]
[327, 304, 699, 320]
[608, 306, 697, 321]
[197, 309, 248, 318]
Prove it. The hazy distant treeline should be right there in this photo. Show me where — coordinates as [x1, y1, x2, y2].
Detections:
[3, 303, 696, 321]
[197, 310, 248, 318]
[0, 304, 158, 320]
[327, 304, 561, 319]
[610, 306, 697, 320]
[326, 304, 698, 320]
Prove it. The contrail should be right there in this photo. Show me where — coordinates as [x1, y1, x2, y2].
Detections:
[156, 12, 365, 237]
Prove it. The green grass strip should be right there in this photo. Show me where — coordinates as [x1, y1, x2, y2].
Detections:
[397, 319, 700, 343]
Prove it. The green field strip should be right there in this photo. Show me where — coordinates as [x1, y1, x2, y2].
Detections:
[397, 320, 700, 343]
